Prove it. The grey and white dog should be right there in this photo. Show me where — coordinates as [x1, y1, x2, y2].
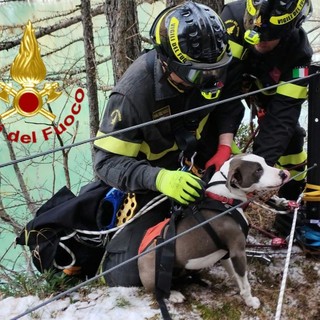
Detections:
[138, 154, 290, 309]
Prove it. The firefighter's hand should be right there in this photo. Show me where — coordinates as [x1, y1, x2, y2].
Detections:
[205, 144, 231, 171]
[155, 169, 205, 205]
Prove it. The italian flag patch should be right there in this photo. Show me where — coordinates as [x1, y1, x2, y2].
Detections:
[292, 67, 309, 78]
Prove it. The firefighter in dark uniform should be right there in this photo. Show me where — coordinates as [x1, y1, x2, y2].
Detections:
[217, 0, 313, 200]
[93, 2, 243, 286]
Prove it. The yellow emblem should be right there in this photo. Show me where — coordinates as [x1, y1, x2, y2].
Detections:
[0, 20, 62, 121]
[225, 19, 240, 37]
[255, 15, 262, 28]
[110, 109, 122, 125]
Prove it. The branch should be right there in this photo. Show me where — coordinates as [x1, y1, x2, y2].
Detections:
[0, 193, 22, 234]
[0, 4, 105, 51]
[0, 125, 37, 215]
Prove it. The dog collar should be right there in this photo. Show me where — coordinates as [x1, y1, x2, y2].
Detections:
[205, 190, 251, 210]
[205, 190, 237, 206]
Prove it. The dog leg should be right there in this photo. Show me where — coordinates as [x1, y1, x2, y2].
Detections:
[221, 258, 237, 279]
[138, 249, 157, 292]
[234, 270, 260, 309]
[223, 256, 260, 309]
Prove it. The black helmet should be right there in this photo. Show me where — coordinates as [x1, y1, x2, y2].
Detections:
[244, 0, 313, 44]
[150, 1, 232, 97]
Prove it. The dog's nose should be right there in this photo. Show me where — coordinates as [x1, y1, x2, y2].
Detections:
[279, 170, 289, 182]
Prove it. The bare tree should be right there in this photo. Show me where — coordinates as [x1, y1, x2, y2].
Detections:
[81, 0, 100, 167]
[105, 0, 141, 82]
[0, 125, 37, 215]
[0, 4, 105, 52]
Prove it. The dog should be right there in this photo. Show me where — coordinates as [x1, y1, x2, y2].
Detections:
[138, 153, 290, 309]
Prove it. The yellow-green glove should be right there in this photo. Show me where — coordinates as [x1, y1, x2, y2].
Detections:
[156, 169, 204, 205]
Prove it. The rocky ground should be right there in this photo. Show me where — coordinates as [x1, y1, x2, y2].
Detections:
[157, 201, 320, 320]
[170, 236, 320, 320]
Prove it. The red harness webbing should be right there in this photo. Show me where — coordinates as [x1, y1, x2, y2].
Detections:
[138, 218, 170, 254]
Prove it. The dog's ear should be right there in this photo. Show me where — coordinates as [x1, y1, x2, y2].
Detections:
[227, 168, 243, 189]
[226, 158, 243, 190]
[202, 165, 216, 184]
[227, 155, 264, 190]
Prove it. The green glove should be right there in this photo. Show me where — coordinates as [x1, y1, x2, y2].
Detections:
[156, 169, 204, 205]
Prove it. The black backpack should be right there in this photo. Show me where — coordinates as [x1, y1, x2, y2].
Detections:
[16, 180, 112, 278]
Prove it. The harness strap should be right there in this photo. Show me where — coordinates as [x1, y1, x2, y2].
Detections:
[155, 208, 182, 320]
[198, 197, 250, 238]
[187, 205, 228, 253]
[230, 207, 250, 238]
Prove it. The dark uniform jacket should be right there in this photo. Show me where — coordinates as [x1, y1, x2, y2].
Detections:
[221, 0, 313, 167]
[94, 49, 243, 193]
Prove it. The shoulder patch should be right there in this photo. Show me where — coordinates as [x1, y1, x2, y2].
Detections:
[292, 66, 309, 78]
[224, 19, 240, 37]
[110, 109, 122, 125]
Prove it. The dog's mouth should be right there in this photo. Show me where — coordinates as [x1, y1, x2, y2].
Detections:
[258, 171, 291, 190]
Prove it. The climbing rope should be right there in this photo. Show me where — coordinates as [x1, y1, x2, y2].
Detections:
[274, 193, 303, 320]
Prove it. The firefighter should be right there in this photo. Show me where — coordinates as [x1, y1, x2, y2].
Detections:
[215, 0, 313, 200]
[93, 2, 243, 286]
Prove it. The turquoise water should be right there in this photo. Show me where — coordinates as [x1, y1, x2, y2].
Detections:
[0, 0, 165, 270]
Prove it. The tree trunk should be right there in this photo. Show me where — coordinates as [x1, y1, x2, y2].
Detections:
[105, 0, 141, 83]
[81, 0, 100, 168]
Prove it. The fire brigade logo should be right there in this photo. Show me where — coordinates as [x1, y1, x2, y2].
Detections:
[0, 20, 61, 121]
[224, 19, 240, 38]
[255, 15, 262, 28]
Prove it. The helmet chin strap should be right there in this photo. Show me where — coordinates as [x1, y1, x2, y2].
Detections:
[160, 58, 193, 93]
[167, 78, 188, 93]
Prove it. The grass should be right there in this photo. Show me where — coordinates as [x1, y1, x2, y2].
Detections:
[0, 269, 84, 299]
[196, 301, 241, 320]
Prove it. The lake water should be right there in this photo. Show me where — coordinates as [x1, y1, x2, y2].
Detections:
[0, 0, 165, 269]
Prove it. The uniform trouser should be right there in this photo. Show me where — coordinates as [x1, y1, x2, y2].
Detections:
[275, 125, 307, 200]
[103, 192, 171, 287]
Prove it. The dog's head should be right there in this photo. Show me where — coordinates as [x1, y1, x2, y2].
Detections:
[225, 154, 290, 195]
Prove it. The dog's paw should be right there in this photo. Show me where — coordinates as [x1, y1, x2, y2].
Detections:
[168, 290, 185, 303]
[246, 296, 260, 309]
